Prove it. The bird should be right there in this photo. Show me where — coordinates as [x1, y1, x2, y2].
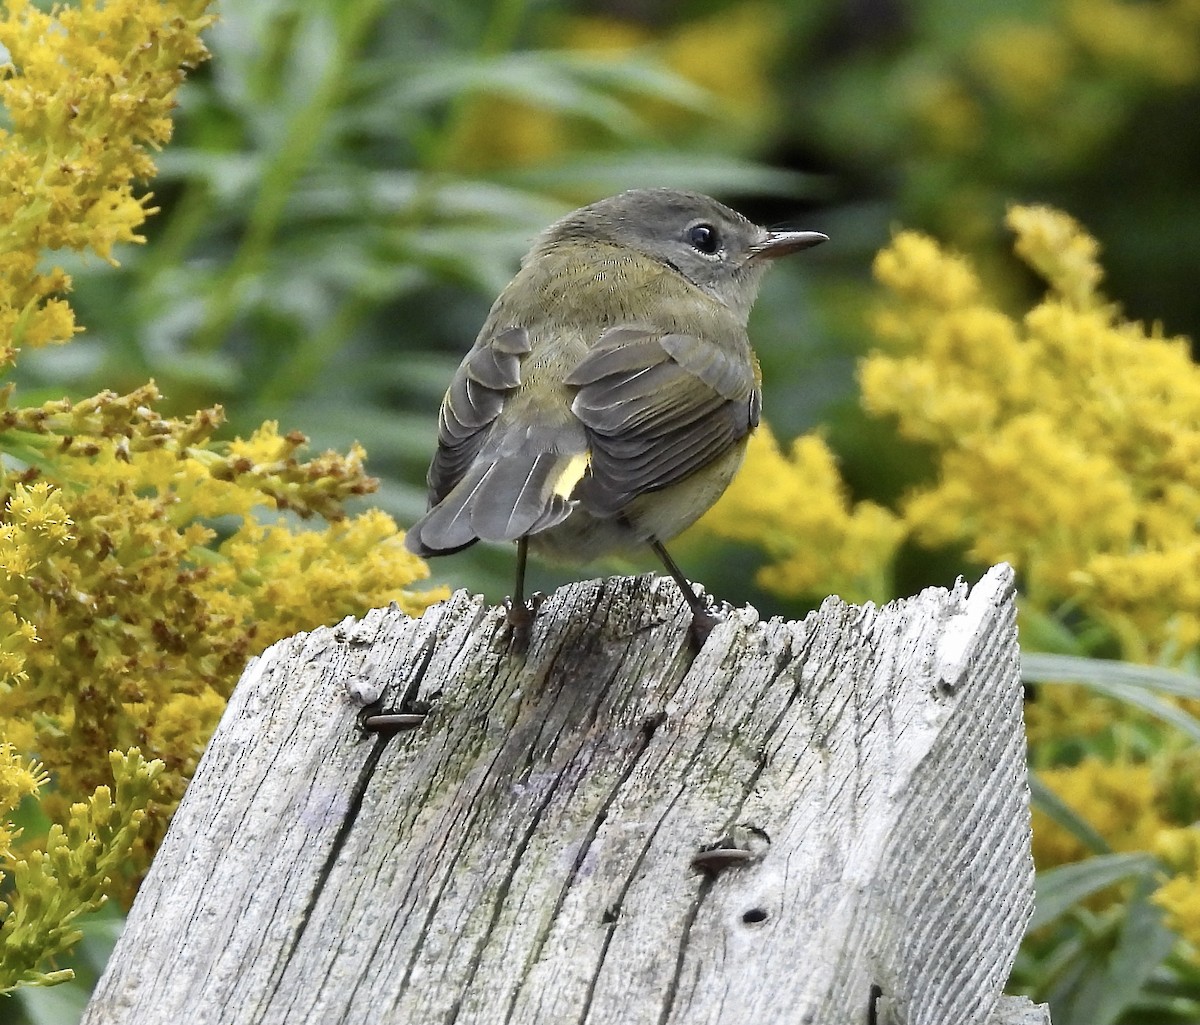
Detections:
[404, 188, 826, 649]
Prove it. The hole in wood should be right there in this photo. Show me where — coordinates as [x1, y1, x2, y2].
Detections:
[640, 711, 666, 738]
[741, 907, 768, 924]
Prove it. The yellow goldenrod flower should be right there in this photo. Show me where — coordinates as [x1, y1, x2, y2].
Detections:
[0, 0, 213, 357]
[970, 22, 1074, 111]
[1033, 757, 1164, 868]
[1008, 205, 1104, 310]
[1153, 826, 1200, 956]
[693, 425, 903, 605]
[0, 1, 446, 993]
[863, 205, 1200, 662]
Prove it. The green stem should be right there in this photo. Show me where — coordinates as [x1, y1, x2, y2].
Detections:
[260, 0, 531, 402]
[190, 0, 387, 354]
[255, 291, 371, 405]
[417, 0, 531, 189]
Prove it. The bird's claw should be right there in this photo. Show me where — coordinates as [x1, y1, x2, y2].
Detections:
[503, 591, 545, 654]
[688, 607, 723, 649]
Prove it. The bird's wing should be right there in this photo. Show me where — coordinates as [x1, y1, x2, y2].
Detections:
[425, 325, 531, 507]
[406, 325, 588, 556]
[565, 325, 760, 516]
[406, 322, 759, 556]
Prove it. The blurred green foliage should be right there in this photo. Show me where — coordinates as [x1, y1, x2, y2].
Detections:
[22, 0, 1200, 607]
[8, 0, 1200, 1020]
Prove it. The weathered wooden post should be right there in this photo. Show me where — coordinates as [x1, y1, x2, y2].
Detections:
[81, 563, 1047, 1025]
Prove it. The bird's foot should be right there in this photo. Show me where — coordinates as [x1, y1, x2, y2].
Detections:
[688, 607, 723, 649]
[503, 591, 545, 654]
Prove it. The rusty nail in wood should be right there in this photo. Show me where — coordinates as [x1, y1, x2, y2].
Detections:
[361, 712, 427, 732]
[690, 847, 755, 872]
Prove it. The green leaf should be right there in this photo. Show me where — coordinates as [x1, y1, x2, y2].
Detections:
[1023, 653, 1200, 743]
[1022, 653, 1200, 701]
[400, 51, 711, 114]
[1052, 875, 1178, 1025]
[396, 52, 708, 138]
[1031, 852, 1157, 931]
[1030, 774, 1112, 857]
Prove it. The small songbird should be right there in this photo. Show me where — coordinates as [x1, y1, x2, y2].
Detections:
[405, 188, 826, 647]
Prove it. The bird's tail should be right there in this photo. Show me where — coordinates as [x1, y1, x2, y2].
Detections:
[404, 447, 590, 557]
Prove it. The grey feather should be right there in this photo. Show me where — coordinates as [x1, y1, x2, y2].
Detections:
[409, 461, 496, 553]
[580, 411, 739, 513]
[442, 374, 501, 434]
[568, 330, 758, 515]
[658, 333, 753, 400]
[411, 446, 585, 551]
[491, 326, 532, 354]
[424, 326, 532, 507]
[528, 494, 576, 534]
[563, 327, 666, 385]
[469, 453, 563, 541]
[570, 362, 689, 431]
[465, 343, 523, 390]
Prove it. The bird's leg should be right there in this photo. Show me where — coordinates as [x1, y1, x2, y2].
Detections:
[649, 538, 720, 647]
[504, 536, 540, 653]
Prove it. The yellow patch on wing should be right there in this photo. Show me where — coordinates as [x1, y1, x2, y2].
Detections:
[553, 451, 591, 498]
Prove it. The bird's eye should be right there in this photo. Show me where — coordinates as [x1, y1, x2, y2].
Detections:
[687, 223, 720, 255]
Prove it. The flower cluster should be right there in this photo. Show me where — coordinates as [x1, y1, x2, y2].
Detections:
[1032, 757, 1164, 868]
[865, 206, 1200, 961]
[0, 0, 213, 357]
[0, 402, 440, 837]
[1031, 748, 1200, 954]
[1, 750, 164, 992]
[0, 0, 444, 993]
[863, 205, 1200, 662]
[1155, 826, 1200, 949]
[695, 425, 903, 605]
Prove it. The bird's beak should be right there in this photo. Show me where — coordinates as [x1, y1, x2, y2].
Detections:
[748, 229, 829, 261]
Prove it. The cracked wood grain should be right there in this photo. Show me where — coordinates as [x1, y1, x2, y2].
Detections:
[81, 565, 1049, 1025]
